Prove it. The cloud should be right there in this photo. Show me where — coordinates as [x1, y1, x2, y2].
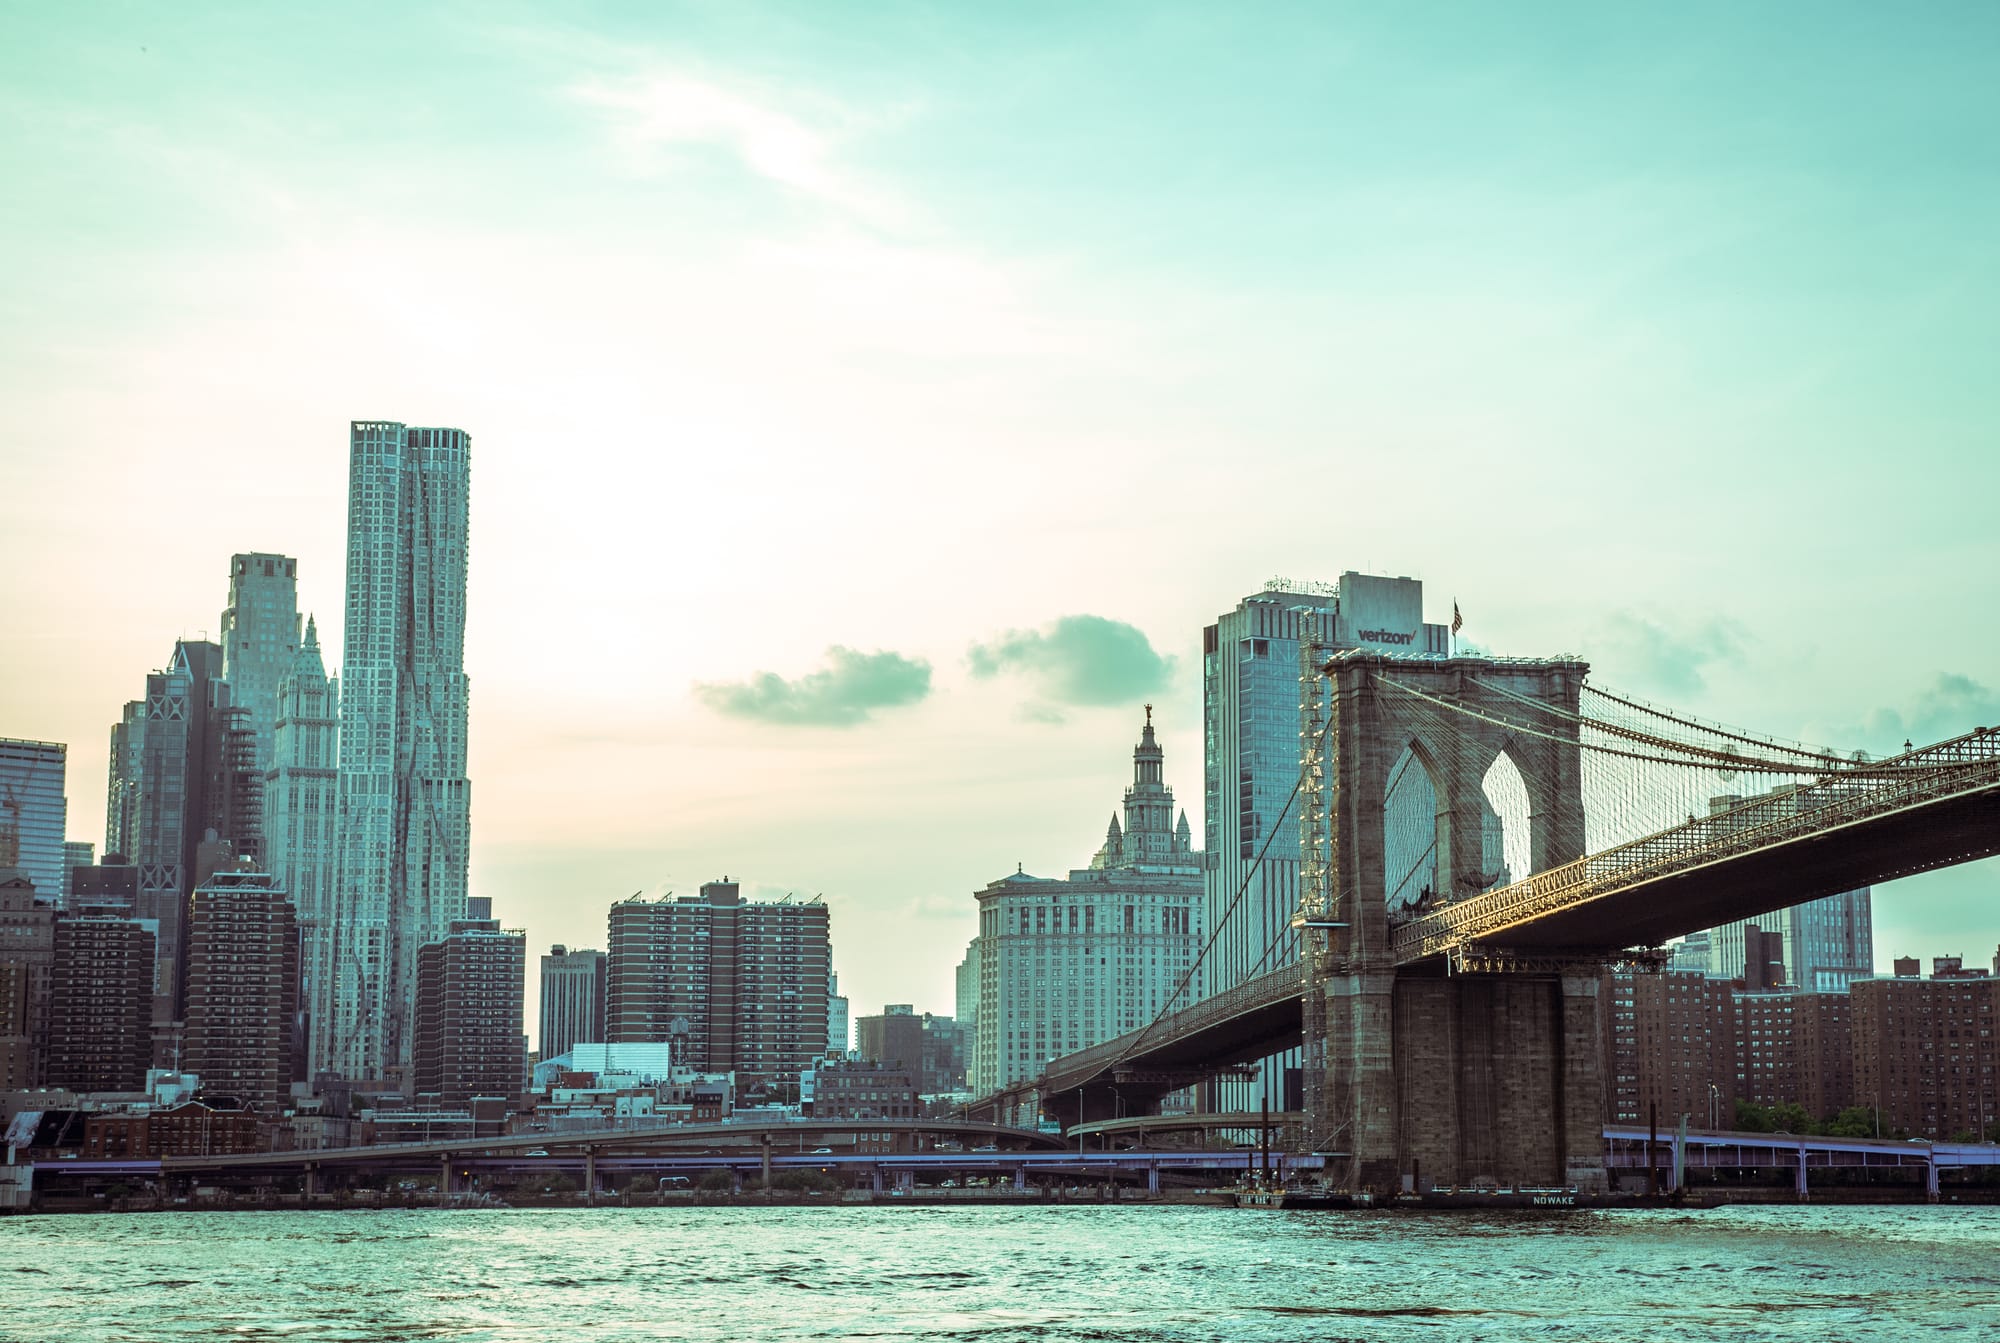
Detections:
[568, 70, 900, 224]
[695, 646, 931, 727]
[968, 615, 1175, 708]
[1852, 672, 2000, 752]
[1588, 613, 1748, 697]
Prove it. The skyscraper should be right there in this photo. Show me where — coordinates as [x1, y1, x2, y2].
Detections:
[266, 618, 341, 1081]
[539, 944, 608, 1062]
[0, 739, 67, 904]
[971, 713, 1202, 1095]
[109, 640, 227, 1022]
[219, 552, 302, 774]
[1200, 574, 1451, 1108]
[334, 421, 472, 1088]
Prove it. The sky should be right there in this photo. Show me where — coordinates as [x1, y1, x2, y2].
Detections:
[3, 2, 1998, 1043]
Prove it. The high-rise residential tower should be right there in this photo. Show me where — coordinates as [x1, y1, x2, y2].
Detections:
[606, 880, 832, 1083]
[333, 421, 472, 1088]
[266, 618, 341, 1080]
[415, 918, 526, 1107]
[1200, 575, 1451, 1108]
[47, 909, 156, 1093]
[220, 553, 302, 773]
[0, 739, 67, 905]
[183, 865, 299, 1108]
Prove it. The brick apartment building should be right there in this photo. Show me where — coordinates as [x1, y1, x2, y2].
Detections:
[413, 918, 527, 1107]
[606, 880, 831, 1084]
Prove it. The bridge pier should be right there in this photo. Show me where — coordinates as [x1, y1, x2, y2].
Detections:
[1325, 968, 1606, 1194]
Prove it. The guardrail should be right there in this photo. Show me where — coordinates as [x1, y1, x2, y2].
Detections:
[1393, 727, 2000, 961]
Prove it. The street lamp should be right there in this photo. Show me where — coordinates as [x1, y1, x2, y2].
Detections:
[1708, 1084, 1719, 1132]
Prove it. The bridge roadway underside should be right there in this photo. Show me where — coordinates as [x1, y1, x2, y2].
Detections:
[1043, 997, 1304, 1127]
[1472, 786, 2000, 951]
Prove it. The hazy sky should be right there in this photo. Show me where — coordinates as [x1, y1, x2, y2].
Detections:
[4, 3, 1997, 1040]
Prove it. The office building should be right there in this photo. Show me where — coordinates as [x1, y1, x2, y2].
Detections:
[105, 639, 266, 1023]
[1853, 969, 1999, 1140]
[46, 910, 155, 1093]
[805, 1058, 919, 1121]
[971, 713, 1201, 1094]
[183, 866, 299, 1108]
[858, 1005, 923, 1073]
[1201, 574, 1452, 1107]
[219, 552, 302, 772]
[0, 739, 67, 905]
[414, 918, 527, 1107]
[264, 618, 341, 1079]
[68, 857, 139, 917]
[828, 971, 849, 1054]
[0, 866, 54, 1091]
[334, 421, 474, 1087]
[539, 944, 607, 1061]
[606, 879, 831, 1083]
[61, 841, 93, 902]
[955, 943, 978, 1040]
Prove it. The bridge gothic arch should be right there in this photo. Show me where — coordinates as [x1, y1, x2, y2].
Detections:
[1314, 653, 1603, 1194]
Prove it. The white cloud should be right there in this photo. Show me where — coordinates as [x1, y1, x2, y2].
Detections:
[569, 71, 902, 225]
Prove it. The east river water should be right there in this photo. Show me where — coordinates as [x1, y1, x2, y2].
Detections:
[3, 1204, 1998, 1342]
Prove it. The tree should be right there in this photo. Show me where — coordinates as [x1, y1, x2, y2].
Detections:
[1769, 1101, 1812, 1134]
[697, 1170, 736, 1193]
[1821, 1106, 1879, 1139]
[1734, 1100, 1774, 1133]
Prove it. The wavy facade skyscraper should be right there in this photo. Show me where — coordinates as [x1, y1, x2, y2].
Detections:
[332, 421, 472, 1088]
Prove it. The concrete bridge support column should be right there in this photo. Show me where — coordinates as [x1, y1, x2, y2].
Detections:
[1146, 1163, 1159, 1195]
[1013, 1166, 1026, 1191]
[1337, 969, 1607, 1194]
[439, 1156, 453, 1204]
[870, 1167, 884, 1194]
[1558, 974, 1609, 1194]
[304, 1165, 317, 1201]
[1796, 1147, 1809, 1202]
[1326, 970, 1400, 1192]
[584, 1149, 597, 1206]
[1926, 1159, 1940, 1203]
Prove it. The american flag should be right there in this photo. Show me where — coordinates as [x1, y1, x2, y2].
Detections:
[1451, 601, 1463, 635]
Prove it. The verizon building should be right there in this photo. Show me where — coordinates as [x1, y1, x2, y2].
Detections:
[606, 880, 831, 1083]
[1200, 573, 1451, 1109]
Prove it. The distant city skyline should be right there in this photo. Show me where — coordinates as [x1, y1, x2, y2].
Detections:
[4, 3, 1999, 1028]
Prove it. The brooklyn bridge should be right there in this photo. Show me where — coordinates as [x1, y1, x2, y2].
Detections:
[969, 624, 2000, 1194]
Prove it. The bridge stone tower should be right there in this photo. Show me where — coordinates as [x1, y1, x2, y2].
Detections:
[1306, 649, 1606, 1193]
